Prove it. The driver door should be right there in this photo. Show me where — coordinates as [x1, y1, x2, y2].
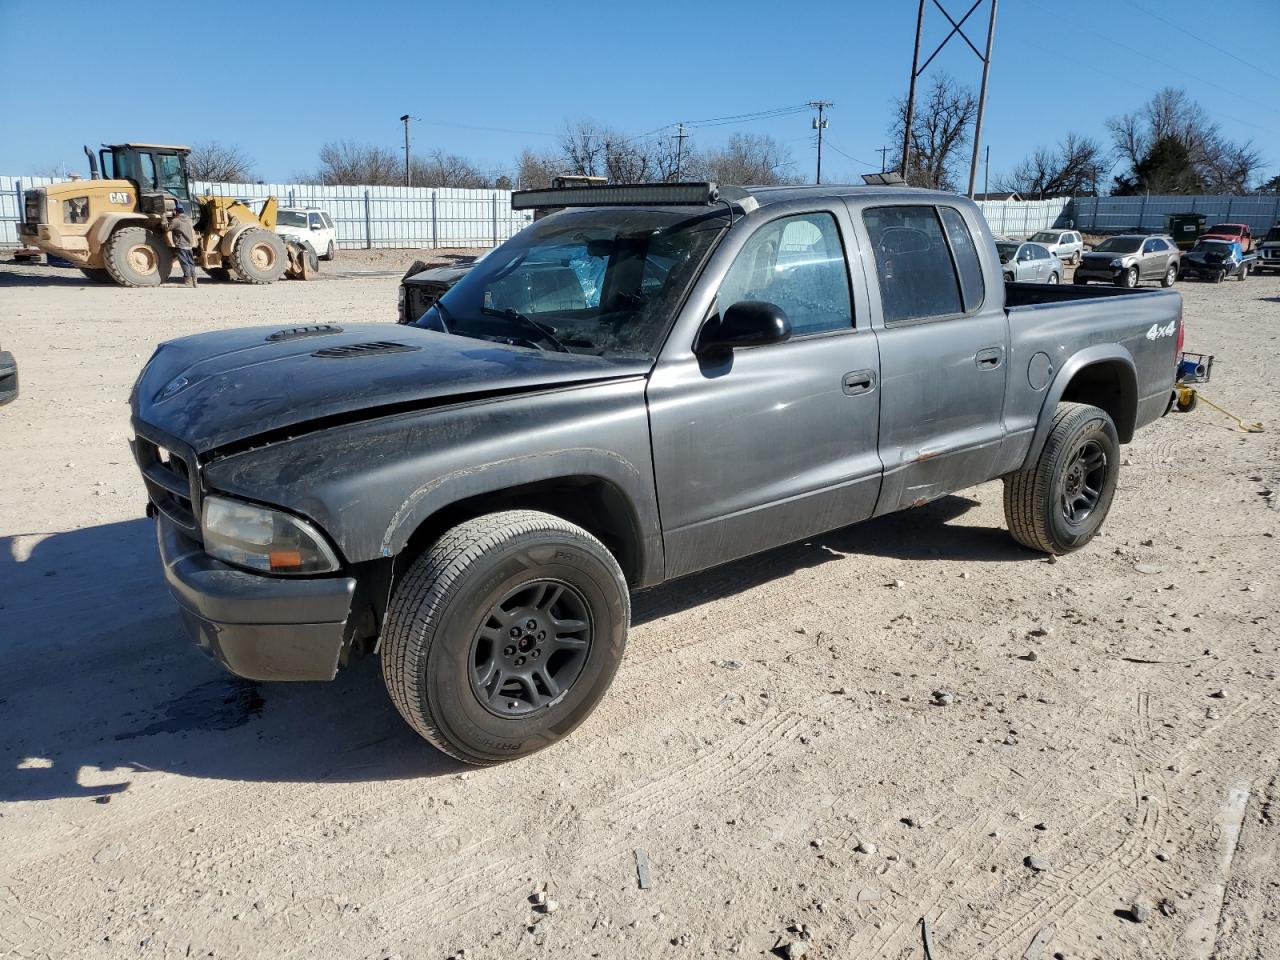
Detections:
[647, 210, 882, 579]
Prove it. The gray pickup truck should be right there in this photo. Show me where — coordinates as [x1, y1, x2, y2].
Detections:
[129, 182, 1183, 764]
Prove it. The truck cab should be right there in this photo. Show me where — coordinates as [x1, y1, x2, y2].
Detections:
[1256, 223, 1280, 275]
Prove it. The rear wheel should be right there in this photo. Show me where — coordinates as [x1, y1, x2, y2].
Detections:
[1117, 266, 1139, 289]
[323, 241, 336, 261]
[228, 227, 287, 284]
[1238, 263, 1249, 281]
[103, 226, 173, 287]
[381, 510, 630, 764]
[1047, 271, 1060, 285]
[1161, 264, 1177, 287]
[1214, 269, 1226, 284]
[78, 267, 112, 283]
[1004, 402, 1121, 555]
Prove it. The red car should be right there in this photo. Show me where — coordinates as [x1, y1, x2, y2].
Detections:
[1202, 223, 1253, 251]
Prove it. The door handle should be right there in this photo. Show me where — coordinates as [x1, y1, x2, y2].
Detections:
[975, 347, 1003, 369]
[842, 369, 876, 396]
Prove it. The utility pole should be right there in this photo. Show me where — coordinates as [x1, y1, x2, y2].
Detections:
[984, 145, 990, 199]
[966, 0, 998, 199]
[400, 114, 412, 187]
[809, 101, 833, 184]
[900, 0, 926, 181]
[674, 123, 688, 181]
[878, 145, 891, 174]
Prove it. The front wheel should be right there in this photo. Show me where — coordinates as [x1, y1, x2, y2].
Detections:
[228, 227, 287, 284]
[381, 510, 630, 765]
[1161, 265, 1177, 287]
[1047, 272, 1060, 285]
[1117, 266, 1139, 288]
[1004, 402, 1121, 555]
[1238, 264, 1249, 281]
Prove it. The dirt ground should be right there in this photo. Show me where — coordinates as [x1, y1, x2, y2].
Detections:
[1, 250, 1277, 960]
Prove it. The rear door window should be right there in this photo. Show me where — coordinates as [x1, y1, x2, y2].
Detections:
[718, 213, 853, 337]
[939, 206, 985, 311]
[864, 205, 963, 323]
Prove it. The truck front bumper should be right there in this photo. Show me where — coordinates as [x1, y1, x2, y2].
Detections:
[156, 514, 356, 681]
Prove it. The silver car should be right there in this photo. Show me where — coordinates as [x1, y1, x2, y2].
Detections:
[1029, 229, 1085, 265]
[997, 241, 1065, 284]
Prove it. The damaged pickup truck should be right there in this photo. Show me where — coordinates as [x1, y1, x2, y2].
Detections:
[130, 182, 1184, 764]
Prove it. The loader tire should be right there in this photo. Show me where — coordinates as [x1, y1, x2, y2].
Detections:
[103, 227, 172, 287]
[228, 228, 287, 284]
[1003, 402, 1120, 555]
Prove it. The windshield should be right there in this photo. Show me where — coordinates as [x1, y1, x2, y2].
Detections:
[1029, 232, 1059, 243]
[414, 208, 724, 361]
[277, 211, 308, 228]
[1265, 227, 1280, 243]
[1093, 237, 1142, 253]
[1206, 224, 1241, 235]
[996, 242, 1019, 262]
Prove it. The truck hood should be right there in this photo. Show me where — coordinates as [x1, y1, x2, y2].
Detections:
[132, 323, 648, 455]
[1082, 250, 1137, 264]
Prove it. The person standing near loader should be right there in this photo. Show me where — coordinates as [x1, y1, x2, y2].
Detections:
[165, 202, 198, 287]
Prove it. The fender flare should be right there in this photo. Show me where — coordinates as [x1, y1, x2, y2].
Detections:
[378, 448, 661, 585]
[91, 212, 151, 249]
[1020, 344, 1138, 472]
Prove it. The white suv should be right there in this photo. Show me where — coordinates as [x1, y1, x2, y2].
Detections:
[275, 207, 338, 260]
[1028, 229, 1085, 265]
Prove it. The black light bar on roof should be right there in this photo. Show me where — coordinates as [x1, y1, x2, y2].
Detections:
[511, 182, 725, 210]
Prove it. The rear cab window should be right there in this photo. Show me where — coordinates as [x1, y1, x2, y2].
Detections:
[863, 204, 983, 323]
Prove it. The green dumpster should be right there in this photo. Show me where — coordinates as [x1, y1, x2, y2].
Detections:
[1166, 213, 1206, 250]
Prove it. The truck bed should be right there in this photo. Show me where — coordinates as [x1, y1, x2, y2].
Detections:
[1003, 280, 1169, 308]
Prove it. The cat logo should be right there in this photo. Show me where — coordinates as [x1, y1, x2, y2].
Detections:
[108, 191, 131, 205]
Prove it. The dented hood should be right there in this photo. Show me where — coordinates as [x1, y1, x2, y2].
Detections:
[131, 323, 647, 455]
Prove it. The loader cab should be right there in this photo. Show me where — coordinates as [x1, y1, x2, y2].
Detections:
[99, 143, 193, 205]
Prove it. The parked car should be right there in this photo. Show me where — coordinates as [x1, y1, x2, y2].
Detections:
[1178, 239, 1257, 282]
[997, 241, 1064, 284]
[0, 343, 16, 405]
[129, 182, 1183, 764]
[1201, 223, 1252, 252]
[1255, 223, 1280, 275]
[399, 259, 479, 324]
[1028, 229, 1085, 265]
[274, 206, 338, 261]
[1074, 234, 1179, 288]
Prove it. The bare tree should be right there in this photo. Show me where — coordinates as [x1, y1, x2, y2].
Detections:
[889, 74, 978, 191]
[516, 149, 561, 189]
[996, 133, 1105, 197]
[187, 142, 256, 182]
[313, 140, 402, 186]
[1106, 88, 1264, 194]
[409, 151, 493, 189]
[687, 134, 802, 185]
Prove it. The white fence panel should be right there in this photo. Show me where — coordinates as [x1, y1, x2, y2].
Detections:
[975, 198, 1071, 237]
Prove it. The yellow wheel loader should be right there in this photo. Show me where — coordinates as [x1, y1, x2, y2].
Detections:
[17, 143, 318, 286]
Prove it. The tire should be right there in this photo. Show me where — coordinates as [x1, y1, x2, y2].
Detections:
[323, 241, 336, 261]
[1003, 402, 1121, 555]
[1117, 266, 1139, 289]
[1175, 391, 1198, 413]
[1214, 269, 1225, 284]
[1047, 272, 1060, 285]
[381, 509, 630, 765]
[228, 227, 287, 284]
[102, 226, 173, 287]
[205, 266, 233, 282]
[1238, 263, 1249, 281]
[1160, 264, 1177, 287]
[78, 267, 112, 283]
[1071, 252, 1082, 266]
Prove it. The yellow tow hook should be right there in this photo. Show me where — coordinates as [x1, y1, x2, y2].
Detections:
[1175, 385, 1264, 433]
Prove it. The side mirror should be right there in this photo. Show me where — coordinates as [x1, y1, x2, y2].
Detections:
[311, 223, 322, 230]
[697, 301, 791, 356]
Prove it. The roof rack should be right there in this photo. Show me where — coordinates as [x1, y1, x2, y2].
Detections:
[510, 181, 754, 211]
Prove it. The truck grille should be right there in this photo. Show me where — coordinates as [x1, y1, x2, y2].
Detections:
[131, 429, 201, 535]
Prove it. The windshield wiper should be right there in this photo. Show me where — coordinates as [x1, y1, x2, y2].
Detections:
[483, 307, 570, 353]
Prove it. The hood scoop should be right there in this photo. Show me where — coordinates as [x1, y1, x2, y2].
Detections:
[266, 325, 343, 342]
[312, 340, 420, 359]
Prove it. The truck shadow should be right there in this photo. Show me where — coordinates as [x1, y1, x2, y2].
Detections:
[0, 267, 100, 287]
[1, 495, 1025, 801]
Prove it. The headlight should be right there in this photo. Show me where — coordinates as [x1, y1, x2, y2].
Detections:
[202, 495, 340, 575]
[1109, 258, 1124, 268]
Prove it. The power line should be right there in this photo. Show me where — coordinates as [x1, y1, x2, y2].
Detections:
[824, 140, 877, 170]
[1128, 1, 1280, 84]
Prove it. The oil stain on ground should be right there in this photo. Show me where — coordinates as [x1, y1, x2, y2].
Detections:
[115, 678, 264, 740]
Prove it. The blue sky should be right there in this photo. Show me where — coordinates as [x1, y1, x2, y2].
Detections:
[4, 0, 1278, 187]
